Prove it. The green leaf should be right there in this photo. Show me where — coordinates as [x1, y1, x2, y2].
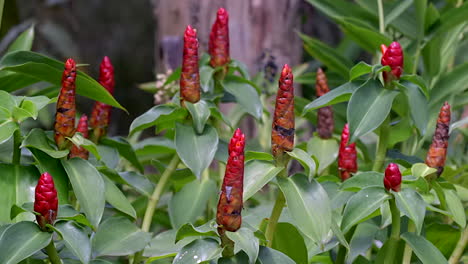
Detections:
[222, 75, 262, 119]
[21, 128, 68, 158]
[337, 19, 391, 52]
[100, 137, 144, 173]
[385, 0, 413, 26]
[388, 118, 413, 147]
[0, 221, 52, 264]
[245, 151, 274, 162]
[349, 62, 372, 81]
[307, 137, 339, 174]
[7, 25, 34, 53]
[92, 216, 151, 256]
[401, 232, 448, 264]
[55, 221, 91, 264]
[226, 227, 259, 264]
[396, 81, 428, 135]
[340, 171, 384, 191]
[169, 179, 217, 229]
[0, 120, 18, 144]
[185, 100, 211, 134]
[230, 59, 250, 79]
[0, 51, 125, 110]
[173, 238, 221, 264]
[200, 66, 215, 92]
[62, 158, 105, 228]
[428, 2, 468, 39]
[444, 189, 466, 228]
[271, 223, 308, 264]
[347, 80, 399, 142]
[129, 105, 186, 135]
[0, 72, 39, 93]
[277, 174, 331, 245]
[341, 187, 390, 233]
[431, 62, 468, 107]
[243, 160, 284, 201]
[175, 222, 218, 243]
[68, 132, 101, 160]
[400, 75, 428, 98]
[144, 230, 183, 258]
[302, 81, 362, 114]
[426, 223, 460, 258]
[103, 175, 137, 219]
[175, 123, 218, 178]
[119, 171, 154, 196]
[287, 148, 317, 178]
[257, 246, 295, 264]
[347, 222, 379, 263]
[0, 90, 16, 114]
[411, 163, 437, 178]
[394, 188, 426, 234]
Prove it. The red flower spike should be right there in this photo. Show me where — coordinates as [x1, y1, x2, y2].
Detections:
[381, 41, 403, 83]
[34, 172, 58, 230]
[271, 64, 295, 159]
[384, 163, 402, 192]
[69, 115, 90, 160]
[338, 124, 357, 181]
[90, 56, 115, 143]
[209, 8, 230, 69]
[54, 58, 77, 150]
[315, 68, 334, 139]
[217, 128, 245, 232]
[425, 102, 451, 176]
[180, 25, 201, 106]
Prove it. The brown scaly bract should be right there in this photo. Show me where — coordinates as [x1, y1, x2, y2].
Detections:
[217, 128, 245, 232]
[90, 56, 115, 143]
[34, 172, 58, 230]
[425, 102, 451, 176]
[69, 114, 90, 160]
[315, 68, 334, 139]
[54, 58, 77, 150]
[271, 64, 294, 159]
[180, 25, 201, 106]
[209, 8, 230, 69]
[338, 124, 357, 181]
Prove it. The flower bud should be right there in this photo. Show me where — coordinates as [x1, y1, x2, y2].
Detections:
[180, 25, 201, 106]
[384, 163, 402, 192]
[425, 102, 451, 176]
[381, 42, 403, 83]
[209, 8, 230, 70]
[34, 172, 58, 230]
[69, 114, 89, 159]
[315, 68, 334, 139]
[338, 124, 357, 181]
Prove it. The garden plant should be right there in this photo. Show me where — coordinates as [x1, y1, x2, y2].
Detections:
[0, 1, 468, 264]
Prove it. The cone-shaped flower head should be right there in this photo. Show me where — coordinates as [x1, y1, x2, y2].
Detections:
[209, 8, 230, 69]
[315, 68, 334, 139]
[54, 58, 77, 150]
[69, 114, 90, 160]
[384, 163, 402, 192]
[34, 172, 58, 230]
[380, 42, 403, 83]
[90, 56, 115, 143]
[426, 102, 451, 176]
[338, 124, 357, 181]
[271, 64, 294, 159]
[180, 25, 201, 106]
[217, 128, 245, 232]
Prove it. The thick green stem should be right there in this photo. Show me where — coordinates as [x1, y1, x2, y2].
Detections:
[265, 165, 288, 247]
[386, 197, 401, 263]
[372, 117, 390, 172]
[45, 240, 62, 264]
[219, 228, 235, 257]
[0, 0, 4, 32]
[449, 226, 468, 264]
[12, 128, 21, 165]
[402, 220, 416, 264]
[377, 0, 385, 34]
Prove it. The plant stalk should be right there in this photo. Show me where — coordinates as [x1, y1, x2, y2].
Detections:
[377, 0, 385, 34]
[402, 220, 416, 264]
[386, 197, 401, 263]
[336, 225, 357, 264]
[12, 128, 21, 165]
[218, 227, 235, 257]
[45, 240, 62, 264]
[372, 117, 390, 172]
[265, 164, 288, 247]
[449, 226, 468, 264]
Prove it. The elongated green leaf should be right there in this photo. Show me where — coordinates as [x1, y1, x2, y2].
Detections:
[243, 160, 283, 201]
[271, 223, 308, 264]
[0, 51, 124, 110]
[175, 123, 218, 178]
[55, 221, 91, 264]
[444, 189, 466, 228]
[185, 100, 211, 134]
[347, 222, 379, 263]
[175, 222, 218, 243]
[100, 137, 143, 173]
[21, 128, 68, 158]
[200, 66, 215, 92]
[0, 120, 17, 144]
[92, 216, 151, 256]
[119, 171, 154, 196]
[428, 2, 468, 39]
[431, 62, 468, 107]
[337, 20, 391, 52]
[340, 171, 384, 191]
[277, 174, 331, 245]
[307, 137, 339, 174]
[222, 75, 262, 119]
[0, 221, 52, 264]
[394, 188, 426, 234]
[129, 105, 185, 135]
[347, 80, 399, 142]
[302, 81, 362, 114]
[7, 25, 34, 53]
[245, 151, 274, 162]
[401, 232, 447, 264]
[349, 61, 372, 81]
[341, 187, 390, 232]
[385, 0, 413, 26]
[257, 246, 296, 264]
[287, 148, 317, 178]
[397, 81, 428, 135]
[173, 238, 222, 264]
[68, 133, 101, 160]
[103, 176, 136, 219]
[226, 227, 259, 264]
[144, 230, 181, 258]
[62, 158, 105, 228]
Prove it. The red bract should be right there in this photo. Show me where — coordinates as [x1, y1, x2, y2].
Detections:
[180, 25, 201, 106]
[426, 102, 451, 176]
[384, 163, 402, 192]
[217, 128, 245, 232]
[381, 42, 403, 83]
[34, 172, 58, 230]
[338, 124, 357, 181]
[90, 56, 115, 143]
[315, 68, 334, 139]
[69, 114, 90, 160]
[54, 58, 77, 150]
[209, 8, 230, 69]
[271, 64, 294, 159]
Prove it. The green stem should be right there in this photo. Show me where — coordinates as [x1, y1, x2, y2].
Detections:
[449, 226, 468, 264]
[265, 166, 288, 247]
[386, 197, 401, 263]
[12, 128, 21, 165]
[372, 117, 390, 172]
[377, 0, 385, 34]
[402, 220, 416, 264]
[0, 0, 4, 32]
[336, 226, 357, 264]
[45, 240, 62, 264]
[219, 228, 235, 257]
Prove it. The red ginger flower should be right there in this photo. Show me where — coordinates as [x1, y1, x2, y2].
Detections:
[54, 58, 77, 150]
[90, 56, 115, 143]
[315, 68, 334, 139]
[271, 64, 294, 159]
[381, 42, 403, 83]
[338, 124, 357, 181]
[209, 8, 230, 69]
[69, 114, 90, 160]
[34, 172, 58, 230]
[180, 25, 201, 106]
[217, 128, 245, 232]
[425, 102, 451, 176]
[384, 163, 402, 192]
